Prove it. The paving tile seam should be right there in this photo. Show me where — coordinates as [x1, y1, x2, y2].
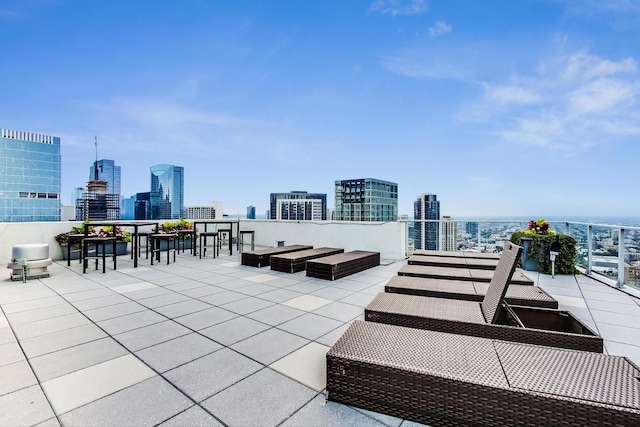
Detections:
[271, 390, 325, 427]
[0, 304, 63, 425]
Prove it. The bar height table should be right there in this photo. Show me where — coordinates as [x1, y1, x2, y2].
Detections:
[84, 221, 159, 268]
[191, 219, 240, 256]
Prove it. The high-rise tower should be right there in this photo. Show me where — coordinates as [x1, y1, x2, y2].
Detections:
[150, 164, 184, 220]
[334, 178, 398, 222]
[0, 128, 61, 221]
[414, 193, 440, 250]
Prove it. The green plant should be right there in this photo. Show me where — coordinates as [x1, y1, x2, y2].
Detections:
[510, 231, 578, 274]
[54, 223, 131, 245]
[156, 219, 194, 237]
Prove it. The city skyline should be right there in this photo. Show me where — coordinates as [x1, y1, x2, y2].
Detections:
[1, 1, 639, 217]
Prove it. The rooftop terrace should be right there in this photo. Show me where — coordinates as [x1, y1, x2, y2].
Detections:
[1, 245, 639, 426]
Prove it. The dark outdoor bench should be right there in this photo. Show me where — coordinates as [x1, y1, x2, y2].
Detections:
[327, 320, 640, 427]
[270, 247, 344, 273]
[407, 254, 499, 270]
[306, 250, 380, 281]
[398, 264, 534, 285]
[385, 276, 558, 309]
[240, 245, 313, 268]
[413, 249, 501, 259]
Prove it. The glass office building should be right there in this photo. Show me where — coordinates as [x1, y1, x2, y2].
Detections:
[150, 164, 184, 220]
[414, 193, 440, 250]
[0, 128, 61, 222]
[334, 178, 398, 222]
[90, 159, 121, 196]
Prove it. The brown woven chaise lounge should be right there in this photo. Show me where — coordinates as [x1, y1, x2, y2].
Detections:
[407, 254, 499, 270]
[385, 276, 558, 309]
[241, 245, 313, 268]
[270, 247, 344, 273]
[306, 250, 380, 281]
[367, 241, 601, 352]
[413, 249, 501, 259]
[398, 263, 534, 285]
[326, 320, 640, 426]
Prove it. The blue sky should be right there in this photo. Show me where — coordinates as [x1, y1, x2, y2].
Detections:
[1, 0, 639, 218]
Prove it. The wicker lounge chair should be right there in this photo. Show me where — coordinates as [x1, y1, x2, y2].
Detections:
[241, 245, 313, 268]
[326, 320, 640, 426]
[398, 264, 534, 285]
[407, 254, 499, 270]
[270, 247, 344, 273]
[367, 241, 601, 352]
[306, 250, 380, 281]
[413, 249, 501, 259]
[385, 276, 558, 309]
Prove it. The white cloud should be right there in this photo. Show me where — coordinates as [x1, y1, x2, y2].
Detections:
[428, 20, 451, 37]
[469, 52, 640, 151]
[370, 0, 428, 16]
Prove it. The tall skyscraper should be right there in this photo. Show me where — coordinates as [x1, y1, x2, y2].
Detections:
[89, 159, 121, 196]
[247, 205, 256, 219]
[439, 215, 458, 251]
[334, 178, 398, 222]
[0, 128, 61, 222]
[414, 193, 440, 250]
[270, 191, 327, 220]
[150, 164, 184, 220]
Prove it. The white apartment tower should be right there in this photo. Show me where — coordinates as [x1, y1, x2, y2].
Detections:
[439, 215, 457, 252]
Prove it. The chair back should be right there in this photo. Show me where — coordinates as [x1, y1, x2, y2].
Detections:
[480, 241, 523, 324]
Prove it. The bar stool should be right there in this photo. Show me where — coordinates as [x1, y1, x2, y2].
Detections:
[217, 228, 231, 253]
[238, 230, 255, 252]
[150, 233, 178, 265]
[199, 231, 218, 259]
[134, 231, 152, 259]
[67, 233, 85, 266]
[83, 236, 117, 273]
[177, 229, 195, 254]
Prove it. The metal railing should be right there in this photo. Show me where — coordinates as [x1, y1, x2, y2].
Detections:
[408, 219, 640, 290]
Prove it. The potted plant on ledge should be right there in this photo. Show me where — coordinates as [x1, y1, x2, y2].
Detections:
[55, 224, 132, 259]
[509, 219, 577, 274]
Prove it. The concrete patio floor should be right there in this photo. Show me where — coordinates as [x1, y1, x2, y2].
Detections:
[1, 248, 639, 426]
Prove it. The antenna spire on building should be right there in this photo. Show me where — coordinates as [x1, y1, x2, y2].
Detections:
[94, 136, 99, 180]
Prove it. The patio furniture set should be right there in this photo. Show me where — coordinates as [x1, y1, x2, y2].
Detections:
[326, 242, 640, 425]
[62, 220, 251, 273]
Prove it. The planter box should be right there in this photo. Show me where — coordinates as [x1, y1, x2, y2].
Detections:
[61, 241, 129, 259]
[154, 239, 192, 251]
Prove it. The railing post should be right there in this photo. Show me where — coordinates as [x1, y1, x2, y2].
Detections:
[618, 228, 626, 288]
[587, 225, 593, 274]
[477, 224, 481, 253]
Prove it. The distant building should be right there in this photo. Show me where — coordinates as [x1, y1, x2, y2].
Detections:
[76, 176, 120, 221]
[440, 215, 457, 251]
[414, 193, 440, 250]
[120, 195, 136, 220]
[186, 202, 223, 220]
[71, 187, 84, 207]
[0, 128, 61, 222]
[76, 156, 121, 220]
[89, 159, 121, 196]
[270, 191, 327, 220]
[134, 192, 154, 220]
[150, 164, 184, 220]
[334, 178, 398, 222]
[276, 199, 324, 221]
[466, 222, 479, 236]
[247, 205, 256, 219]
